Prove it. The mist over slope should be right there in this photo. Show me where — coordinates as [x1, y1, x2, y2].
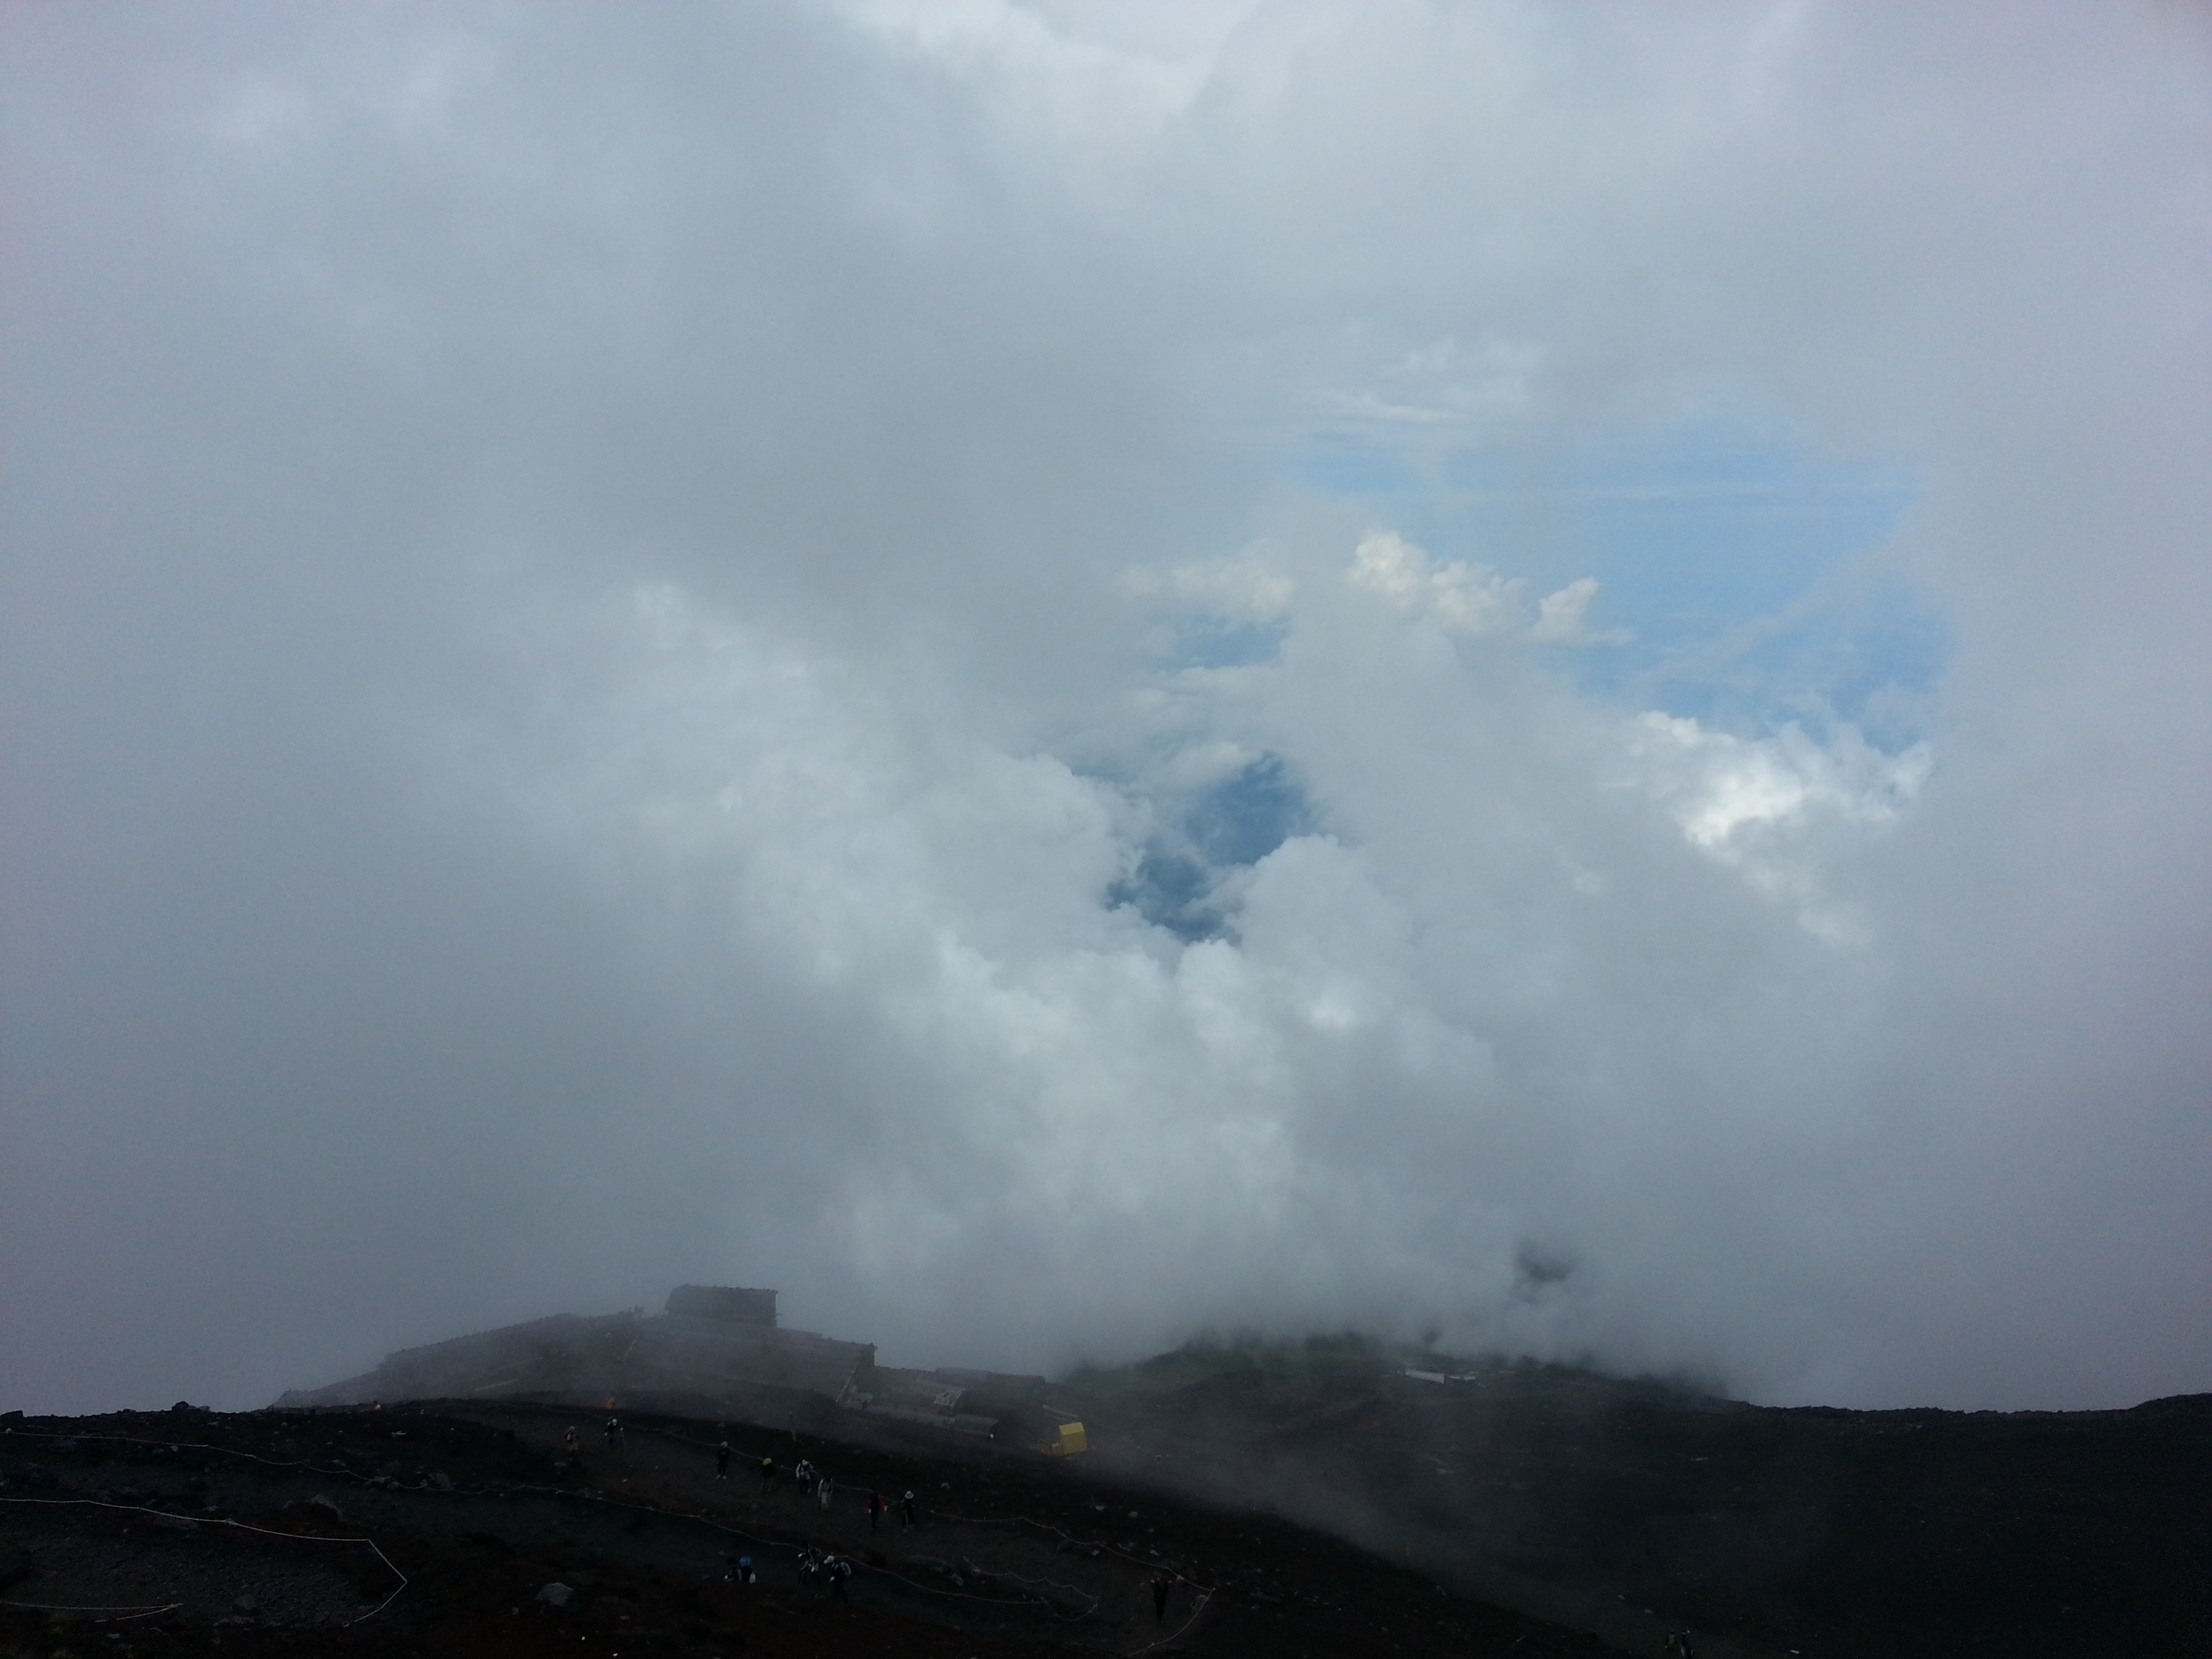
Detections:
[4, 2, 2209, 1414]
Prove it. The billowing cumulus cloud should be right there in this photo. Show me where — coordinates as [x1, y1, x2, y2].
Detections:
[3, 1, 2207, 1415]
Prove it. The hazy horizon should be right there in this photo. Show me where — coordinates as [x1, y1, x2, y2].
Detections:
[5, 1, 2209, 1416]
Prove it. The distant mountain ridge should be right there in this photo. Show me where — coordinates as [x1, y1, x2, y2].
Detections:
[278, 1284, 1065, 1443]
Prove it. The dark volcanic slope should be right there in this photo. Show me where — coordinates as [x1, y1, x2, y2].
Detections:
[10, 1355, 2207, 1659]
[1067, 1345, 2212, 1659]
[0, 1399, 1619, 1659]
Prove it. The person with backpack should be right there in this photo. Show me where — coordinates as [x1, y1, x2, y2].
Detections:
[715, 1440, 731, 1480]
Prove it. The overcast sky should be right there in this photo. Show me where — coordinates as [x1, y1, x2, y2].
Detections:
[5, 1, 2208, 1416]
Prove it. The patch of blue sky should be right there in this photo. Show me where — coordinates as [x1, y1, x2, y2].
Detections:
[1561, 430, 1912, 639]
[1103, 754, 1317, 942]
[1168, 615, 1289, 671]
[1107, 848, 1218, 942]
[1185, 753, 1313, 867]
[1282, 421, 1946, 745]
[1291, 437, 1429, 502]
[1596, 577, 1950, 747]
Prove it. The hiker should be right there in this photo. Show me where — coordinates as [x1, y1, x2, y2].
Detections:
[827, 1555, 853, 1602]
[758, 1454, 776, 1494]
[794, 1457, 816, 1493]
[715, 1440, 731, 1480]
[1664, 1633, 1697, 1658]
[736, 1556, 756, 1586]
[602, 1416, 620, 1448]
[562, 1425, 581, 1465]
[798, 1547, 821, 1586]
[817, 1473, 835, 1511]
[867, 1490, 884, 1532]
[1151, 1571, 1174, 1623]
[899, 1489, 918, 1529]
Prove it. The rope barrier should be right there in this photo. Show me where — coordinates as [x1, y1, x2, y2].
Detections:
[0, 1599, 184, 1619]
[933, 1502, 1218, 1586]
[1, 1425, 369, 1482]
[1126, 1589, 1214, 1656]
[0, 1496, 408, 1625]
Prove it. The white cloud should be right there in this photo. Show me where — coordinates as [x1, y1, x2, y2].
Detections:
[1528, 576, 1604, 644]
[1121, 546, 1295, 620]
[1618, 710, 1930, 942]
[3, 0, 2207, 1417]
[1349, 531, 1525, 638]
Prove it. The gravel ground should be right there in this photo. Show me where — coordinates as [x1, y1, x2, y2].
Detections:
[0, 1500, 373, 1625]
[14, 1369, 2202, 1659]
[1, 1402, 1620, 1659]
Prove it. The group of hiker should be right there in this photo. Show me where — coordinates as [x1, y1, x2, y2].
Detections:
[559, 1416, 626, 1465]
[796, 1545, 857, 1600]
[559, 1426, 884, 1603]
[562, 1418, 1205, 1629]
[729, 1445, 917, 1532]
[722, 1547, 853, 1601]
